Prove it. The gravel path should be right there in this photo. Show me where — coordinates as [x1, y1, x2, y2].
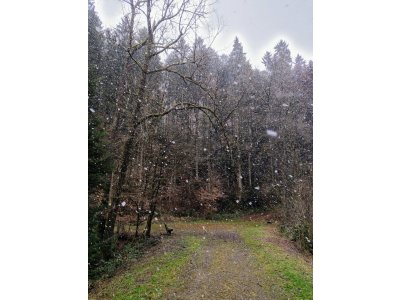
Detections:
[164, 226, 276, 300]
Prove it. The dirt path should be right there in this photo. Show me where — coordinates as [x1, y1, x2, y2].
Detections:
[166, 229, 267, 300]
[89, 220, 312, 300]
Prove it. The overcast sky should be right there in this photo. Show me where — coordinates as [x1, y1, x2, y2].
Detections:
[94, 0, 312, 69]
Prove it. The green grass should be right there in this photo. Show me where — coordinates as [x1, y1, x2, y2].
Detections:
[239, 224, 313, 299]
[93, 236, 203, 300]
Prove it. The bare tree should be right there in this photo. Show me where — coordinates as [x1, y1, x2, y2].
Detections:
[104, 0, 218, 238]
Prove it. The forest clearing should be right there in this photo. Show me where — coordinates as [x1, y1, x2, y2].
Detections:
[89, 217, 312, 299]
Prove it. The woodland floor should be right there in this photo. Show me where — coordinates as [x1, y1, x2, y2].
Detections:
[89, 218, 312, 300]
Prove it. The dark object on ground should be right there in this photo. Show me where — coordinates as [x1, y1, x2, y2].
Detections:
[267, 221, 272, 224]
[164, 223, 173, 235]
[118, 232, 134, 241]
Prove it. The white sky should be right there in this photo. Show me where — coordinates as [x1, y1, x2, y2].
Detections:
[94, 0, 313, 69]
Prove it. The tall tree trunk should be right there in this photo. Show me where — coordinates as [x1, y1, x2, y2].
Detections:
[139, 145, 144, 183]
[145, 201, 156, 237]
[248, 123, 253, 188]
[236, 115, 243, 201]
[135, 201, 141, 238]
[248, 152, 252, 188]
[237, 152, 243, 201]
[104, 134, 136, 238]
[207, 158, 212, 192]
[104, 37, 151, 238]
[108, 170, 115, 207]
[207, 124, 212, 192]
[195, 113, 199, 180]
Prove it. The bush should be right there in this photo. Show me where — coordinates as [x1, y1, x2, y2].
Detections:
[88, 207, 105, 272]
[292, 223, 313, 253]
[279, 222, 313, 254]
[88, 231, 161, 287]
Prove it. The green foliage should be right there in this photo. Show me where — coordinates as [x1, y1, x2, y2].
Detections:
[88, 115, 112, 193]
[88, 206, 106, 273]
[88, 234, 118, 282]
[215, 188, 268, 213]
[215, 192, 238, 213]
[88, 112, 113, 282]
[205, 211, 242, 221]
[89, 235, 160, 288]
[281, 222, 313, 254]
[294, 223, 313, 253]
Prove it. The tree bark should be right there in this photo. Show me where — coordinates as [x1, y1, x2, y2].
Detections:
[145, 201, 156, 237]
[236, 115, 243, 201]
[135, 201, 141, 238]
[248, 152, 252, 188]
[195, 114, 199, 180]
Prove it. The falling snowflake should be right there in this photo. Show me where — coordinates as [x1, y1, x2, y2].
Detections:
[266, 129, 278, 137]
[89, 108, 95, 113]
[121, 201, 126, 207]
[254, 186, 260, 190]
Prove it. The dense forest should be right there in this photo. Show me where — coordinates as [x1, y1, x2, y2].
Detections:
[88, 0, 313, 281]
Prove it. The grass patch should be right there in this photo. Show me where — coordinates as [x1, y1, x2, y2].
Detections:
[92, 236, 203, 300]
[239, 224, 313, 299]
[89, 236, 160, 289]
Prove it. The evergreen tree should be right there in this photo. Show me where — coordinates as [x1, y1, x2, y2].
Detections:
[88, 115, 112, 194]
[88, 1, 113, 277]
[88, 101, 113, 278]
[227, 37, 251, 82]
[88, 0, 104, 111]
